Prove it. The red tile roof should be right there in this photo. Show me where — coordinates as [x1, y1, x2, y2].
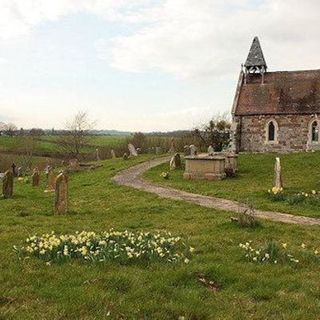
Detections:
[234, 69, 320, 115]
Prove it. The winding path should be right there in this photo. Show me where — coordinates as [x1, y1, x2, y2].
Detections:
[112, 157, 320, 226]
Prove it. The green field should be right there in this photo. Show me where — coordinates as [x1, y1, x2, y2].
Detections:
[0, 135, 129, 154]
[144, 152, 320, 218]
[1, 154, 320, 319]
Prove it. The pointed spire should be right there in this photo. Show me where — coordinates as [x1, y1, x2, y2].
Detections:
[244, 37, 267, 72]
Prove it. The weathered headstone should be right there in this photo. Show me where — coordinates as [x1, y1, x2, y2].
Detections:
[170, 153, 182, 170]
[111, 149, 116, 159]
[155, 147, 162, 155]
[169, 138, 175, 153]
[190, 145, 198, 156]
[274, 157, 283, 189]
[128, 144, 138, 157]
[96, 148, 100, 161]
[2, 170, 13, 198]
[208, 145, 214, 156]
[32, 168, 40, 187]
[184, 145, 191, 156]
[11, 163, 17, 177]
[54, 172, 68, 215]
[44, 167, 55, 193]
[17, 167, 23, 177]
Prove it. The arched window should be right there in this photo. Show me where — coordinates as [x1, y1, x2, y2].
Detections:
[268, 122, 275, 141]
[266, 120, 278, 143]
[311, 121, 319, 143]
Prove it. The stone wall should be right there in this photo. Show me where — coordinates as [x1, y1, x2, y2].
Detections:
[235, 114, 320, 152]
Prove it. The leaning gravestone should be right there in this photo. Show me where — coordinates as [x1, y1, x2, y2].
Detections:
[44, 167, 55, 193]
[208, 145, 214, 156]
[32, 168, 40, 187]
[128, 144, 138, 157]
[274, 157, 283, 189]
[2, 170, 13, 199]
[111, 149, 116, 159]
[190, 145, 198, 156]
[170, 153, 182, 170]
[54, 172, 68, 215]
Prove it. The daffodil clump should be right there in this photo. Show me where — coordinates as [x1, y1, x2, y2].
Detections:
[16, 230, 193, 265]
[239, 241, 299, 265]
[160, 172, 170, 179]
[267, 188, 320, 205]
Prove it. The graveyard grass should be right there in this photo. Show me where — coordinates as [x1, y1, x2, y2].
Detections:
[144, 152, 320, 218]
[2, 155, 320, 319]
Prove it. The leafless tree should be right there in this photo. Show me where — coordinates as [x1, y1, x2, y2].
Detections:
[3, 123, 17, 136]
[58, 111, 95, 158]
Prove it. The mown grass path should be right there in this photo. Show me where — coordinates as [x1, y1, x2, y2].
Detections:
[113, 157, 320, 226]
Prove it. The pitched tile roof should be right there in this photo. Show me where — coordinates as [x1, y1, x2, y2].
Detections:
[234, 69, 320, 115]
[244, 37, 267, 69]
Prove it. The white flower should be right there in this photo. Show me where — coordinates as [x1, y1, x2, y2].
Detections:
[184, 258, 190, 264]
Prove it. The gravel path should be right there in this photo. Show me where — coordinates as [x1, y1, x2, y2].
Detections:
[112, 157, 320, 226]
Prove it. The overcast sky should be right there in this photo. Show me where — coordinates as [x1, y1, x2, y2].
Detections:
[0, 0, 319, 131]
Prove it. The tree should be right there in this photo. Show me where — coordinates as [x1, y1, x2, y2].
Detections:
[4, 123, 17, 136]
[58, 111, 95, 158]
[130, 132, 146, 150]
[193, 115, 231, 152]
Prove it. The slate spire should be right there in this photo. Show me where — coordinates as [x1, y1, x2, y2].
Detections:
[244, 37, 267, 73]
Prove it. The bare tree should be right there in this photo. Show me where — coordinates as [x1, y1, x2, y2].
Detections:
[58, 111, 95, 158]
[4, 123, 17, 136]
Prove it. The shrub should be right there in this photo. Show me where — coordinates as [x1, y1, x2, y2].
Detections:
[237, 202, 258, 228]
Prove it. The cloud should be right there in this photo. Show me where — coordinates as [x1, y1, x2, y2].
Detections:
[104, 0, 320, 79]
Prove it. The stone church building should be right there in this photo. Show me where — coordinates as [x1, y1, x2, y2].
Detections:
[232, 37, 320, 152]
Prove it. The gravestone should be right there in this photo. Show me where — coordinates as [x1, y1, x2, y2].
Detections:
[190, 145, 198, 156]
[111, 149, 116, 159]
[128, 144, 138, 157]
[123, 153, 128, 160]
[2, 170, 13, 198]
[169, 138, 175, 153]
[274, 157, 283, 189]
[11, 163, 17, 177]
[44, 167, 55, 193]
[96, 148, 100, 161]
[67, 159, 80, 172]
[155, 147, 162, 155]
[184, 145, 191, 156]
[54, 172, 68, 215]
[32, 168, 40, 187]
[208, 145, 214, 156]
[17, 167, 23, 177]
[170, 153, 182, 170]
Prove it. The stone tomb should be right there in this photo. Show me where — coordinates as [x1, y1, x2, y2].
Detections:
[183, 154, 226, 181]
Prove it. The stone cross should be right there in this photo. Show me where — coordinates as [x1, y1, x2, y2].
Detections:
[128, 143, 138, 157]
[2, 170, 13, 199]
[111, 149, 116, 159]
[170, 153, 182, 170]
[274, 157, 283, 189]
[32, 168, 40, 187]
[54, 172, 68, 215]
[45, 166, 55, 193]
[208, 145, 214, 156]
[190, 145, 198, 156]
[96, 148, 100, 161]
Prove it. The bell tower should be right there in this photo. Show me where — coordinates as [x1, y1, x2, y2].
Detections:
[243, 37, 267, 84]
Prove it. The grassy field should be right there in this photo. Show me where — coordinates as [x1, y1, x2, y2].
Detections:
[1, 154, 320, 319]
[144, 152, 320, 218]
[0, 135, 129, 154]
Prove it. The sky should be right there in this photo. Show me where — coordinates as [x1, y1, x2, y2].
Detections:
[0, 0, 320, 132]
